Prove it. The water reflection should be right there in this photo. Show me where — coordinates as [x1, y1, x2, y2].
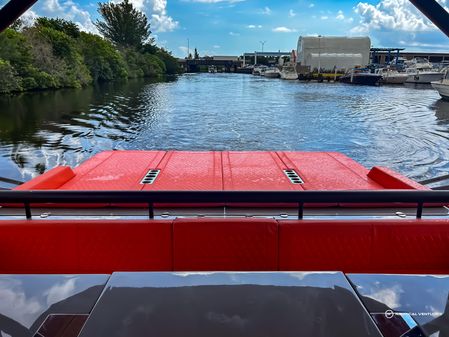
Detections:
[0, 74, 449, 185]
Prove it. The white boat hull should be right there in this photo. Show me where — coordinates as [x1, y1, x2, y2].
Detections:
[280, 72, 298, 80]
[432, 81, 449, 100]
[264, 71, 280, 78]
[406, 72, 444, 84]
[382, 74, 408, 84]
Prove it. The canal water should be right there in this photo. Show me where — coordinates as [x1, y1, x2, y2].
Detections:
[1, 73, 449, 187]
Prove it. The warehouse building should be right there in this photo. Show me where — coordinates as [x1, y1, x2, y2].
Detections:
[296, 36, 371, 74]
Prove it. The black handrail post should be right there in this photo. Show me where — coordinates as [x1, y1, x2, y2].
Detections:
[24, 201, 32, 220]
[298, 202, 304, 220]
[148, 202, 154, 219]
[416, 202, 424, 219]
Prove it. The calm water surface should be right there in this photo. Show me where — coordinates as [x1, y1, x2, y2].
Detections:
[1, 73, 449, 186]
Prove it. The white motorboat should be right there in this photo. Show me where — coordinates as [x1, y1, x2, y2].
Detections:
[252, 65, 267, 76]
[208, 66, 217, 73]
[264, 67, 280, 78]
[280, 64, 298, 80]
[405, 58, 444, 84]
[431, 69, 449, 100]
[278, 50, 298, 80]
[376, 68, 408, 84]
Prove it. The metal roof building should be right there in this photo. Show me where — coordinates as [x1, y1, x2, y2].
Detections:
[297, 36, 371, 72]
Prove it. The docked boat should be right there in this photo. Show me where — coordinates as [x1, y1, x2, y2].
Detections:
[263, 67, 280, 78]
[208, 65, 217, 73]
[279, 50, 298, 80]
[432, 69, 449, 100]
[340, 68, 382, 86]
[376, 67, 408, 84]
[405, 58, 444, 84]
[252, 65, 267, 76]
[280, 64, 298, 80]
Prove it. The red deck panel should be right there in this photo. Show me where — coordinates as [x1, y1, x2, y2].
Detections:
[15, 166, 76, 190]
[173, 218, 278, 271]
[0, 220, 78, 274]
[373, 220, 449, 274]
[144, 151, 223, 191]
[222, 151, 301, 191]
[278, 220, 375, 273]
[61, 151, 166, 190]
[76, 220, 173, 273]
[278, 152, 383, 190]
[368, 166, 429, 190]
[69, 151, 114, 176]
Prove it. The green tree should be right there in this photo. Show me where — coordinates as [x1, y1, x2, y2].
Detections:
[194, 48, 199, 59]
[36, 17, 81, 38]
[95, 0, 151, 49]
[156, 48, 181, 74]
[0, 59, 22, 93]
[79, 32, 128, 81]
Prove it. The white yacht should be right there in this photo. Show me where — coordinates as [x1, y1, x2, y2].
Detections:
[431, 69, 449, 100]
[405, 58, 444, 84]
[376, 67, 408, 84]
[280, 64, 298, 80]
[264, 67, 280, 78]
[279, 51, 298, 80]
[252, 65, 267, 76]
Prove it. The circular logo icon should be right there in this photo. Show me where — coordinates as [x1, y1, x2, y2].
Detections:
[385, 310, 395, 319]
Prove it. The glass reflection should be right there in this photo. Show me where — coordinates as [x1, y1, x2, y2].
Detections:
[348, 274, 449, 337]
[0, 275, 109, 337]
[80, 272, 382, 337]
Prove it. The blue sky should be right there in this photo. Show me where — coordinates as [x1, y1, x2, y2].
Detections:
[4, 0, 449, 57]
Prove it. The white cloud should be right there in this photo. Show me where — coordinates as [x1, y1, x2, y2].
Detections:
[258, 6, 271, 15]
[320, 15, 328, 20]
[247, 24, 262, 29]
[186, 0, 245, 2]
[41, 0, 97, 33]
[289, 9, 296, 17]
[44, 0, 63, 12]
[336, 10, 344, 20]
[366, 286, 402, 309]
[213, 45, 220, 48]
[44, 278, 77, 306]
[229, 31, 240, 36]
[179, 46, 189, 55]
[352, 0, 449, 33]
[308, 3, 315, 8]
[399, 40, 449, 49]
[148, 0, 179, 32]
[272, 26, 297, 33]
[0, 278, 43, 327]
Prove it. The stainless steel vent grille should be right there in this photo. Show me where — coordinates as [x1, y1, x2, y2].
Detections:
[283, 169, 304, 184]
[141, 169, 160, 184]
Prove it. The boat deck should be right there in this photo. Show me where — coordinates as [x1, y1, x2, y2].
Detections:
[15, 150, 427, 192]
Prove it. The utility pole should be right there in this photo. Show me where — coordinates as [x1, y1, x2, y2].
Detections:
[259, 40, 266, 53]
[318, 35, 322, 75]
[187, 38, 190, 59]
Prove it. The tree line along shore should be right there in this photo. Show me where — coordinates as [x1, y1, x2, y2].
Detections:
[0, 0, 181, 94]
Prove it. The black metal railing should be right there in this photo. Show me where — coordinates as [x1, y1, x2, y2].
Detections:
[1, 190, 449, 220]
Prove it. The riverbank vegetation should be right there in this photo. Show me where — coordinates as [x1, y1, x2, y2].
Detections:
[0, 0, 180, 94]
